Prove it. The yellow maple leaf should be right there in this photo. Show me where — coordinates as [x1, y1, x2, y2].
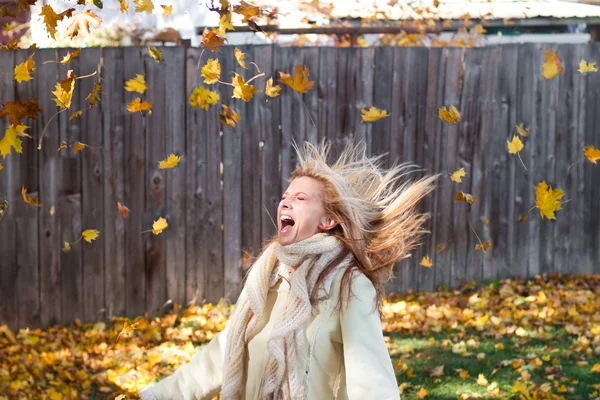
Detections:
[417, 387, 428, 399]
[148, 46, 164, 62]
[219, 104, 240, 128]
[592, 363, 600, 373]
[535, 181, 564, 220]
[233, 0, 260, 22]
[455, 191, 476, 204]
[69, 110, 83, 120]
[152, 217, 168, 235]
[127, 97, 152, 112]
[232, 72, 261, 102]
[52, 71, 76, 109]
[125, 74, 147, 94]
[39, 5, 75, 39]
[189, 86, 220, 110]
[0, 163, 3, 171]
[475, 240, 491, 253]
[0, 124, 27, 159]
[218, 12, 234, 35]
[420, 256, 433, 268]
[21, 186, 43, 207]
[158, 154, 182, 169]
[118, 0, 128, 12]
[134, 0, 154, 14]
[477, 373, 488, 386]
[234, 48, 248, 69]
[360, 106, 389, 122]
[60, 49, 80, 64]
[542, 49, 563, 80]
[279, 64, 314, 94]
[265, 77, 281, 99]
[161, 4, 172, 15]
[202, 59, 221, 84]
[578, 58, 598, 74]
[584, 145, 600, 164]
[14, 55, 35, 83]
[507, 135, 524, 154]
[82, 229, 100, 243]
[201, 28, 228, 52]
[515, 122, 531, 137]
[73, 141, 88, 153]
[450, 168, 466, 183]
[438, 105, 460, 124]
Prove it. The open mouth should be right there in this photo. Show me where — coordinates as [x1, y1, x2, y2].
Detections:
[280, 215, 295, 233]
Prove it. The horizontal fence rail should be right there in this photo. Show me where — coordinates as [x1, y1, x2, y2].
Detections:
[0, 44, 599, 331]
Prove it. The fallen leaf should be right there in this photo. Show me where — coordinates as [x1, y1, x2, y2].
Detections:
[152, 217, 168, 235]
[425, 365, 444, 377]
[201, 59, 221, 84]
[219, 104, 240, 128]
[279, 64, 315, 93]
[21, 186, 43, 207]
[360, 106, 389, 122]
[450, 168, 466, 183]
[82, 229, 100, 243]
[535, 181, 564, 220]
[417, 387, 428, 398]
[125, 74, 147, 94]
[477, 373, 488, 386]
[438, 105, 460, 124]
[158, 154, 182, 169]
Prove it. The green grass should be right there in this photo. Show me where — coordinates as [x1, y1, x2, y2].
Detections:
[387, 328, 600, 399]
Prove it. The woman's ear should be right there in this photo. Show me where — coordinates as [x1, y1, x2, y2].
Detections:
[320, 215, 338, 231]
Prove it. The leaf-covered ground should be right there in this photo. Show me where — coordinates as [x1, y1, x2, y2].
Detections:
[1, 273, 599, 400]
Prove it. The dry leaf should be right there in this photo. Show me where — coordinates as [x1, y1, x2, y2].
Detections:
[125, 74, 146, 94]
[66, 10, 101, 39]
[279, 64, 314, 93]
[21, 186, 43, 207]
[117, 202, 130, 218]
[234, 48, 248, 69]
[52, 70, 76, 109]
[507, 135, 524, 154]
[158, 154, 182, 169]
[219, 104, 240, 128]
[450, 168, 466, 183]
[118, 0, 128, 12]
[39, 5, 76, 39]
[436, 244, 446, 252]
[233, 0, 260, 22]
[148, 46, 164, 62]
[475, 240, 491, 253]
[61, 49, 81, 64]
[578, 59, 598, 74]
[161, 4, 172, 15]
[0, 98, 41, 126]
[82, 229, 100, 243]
[61, 241, 71, 253]
[86, 82, 102, 107]
[516, 122, 531, 137]
[535, 181, 564, 220]
[69, 110, 83, 120]
[57, 140, 68, 151]
[152, 217, 168, 235]
[201, 28, 227, 52]
[189, 86, 220, 110]
[425, 365, 444, 377]
[420, 256, 433, 268]
[73, 141, 89, 153]
[265, 77, 281, 99]
[360, 107, 388, 122]
[232, 72, 261, 102]
[134, 0, 154, 14]
[14, 55, 35, 83]
[417, 387, 428, 399]
[583, 145, 600, 164]
[127, 97, 152, 112]
[218, 12, 234, 35]
[455, 191, 476, 204]
[438, 105, 460, 124]
[201, 59, 221, 84]
[477, 373, 488, 386]
[0, 124, 27, 158]
[516, 213, 528, 223]
[542, 49, 563, 80]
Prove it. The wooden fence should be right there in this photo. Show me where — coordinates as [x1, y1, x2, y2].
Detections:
[1, 44, 599, 331]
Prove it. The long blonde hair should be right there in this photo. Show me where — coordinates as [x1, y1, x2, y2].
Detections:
[247, 138, 440, 318]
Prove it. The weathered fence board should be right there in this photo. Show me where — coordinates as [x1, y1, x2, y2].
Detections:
[2, 44, 600, 331]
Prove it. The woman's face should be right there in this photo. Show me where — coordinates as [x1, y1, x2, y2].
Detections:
[277, 176, 337, 245]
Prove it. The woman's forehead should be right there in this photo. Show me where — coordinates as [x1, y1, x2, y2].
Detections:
[285, 176, 323, 195]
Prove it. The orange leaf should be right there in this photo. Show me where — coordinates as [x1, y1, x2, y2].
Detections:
[117, 201, 130, 218]
[542, 49, 564, 80]
[127, 97, 152, 113]
[73, 141, 88, 153]
[438, 105, 460, 124]
[420, 256, 433, 268]
[21, 186, 43, 207]
[455, 191, 476, 204]
[0, 98, 42, 126]
[279, 64, 315, 94]
[219, 104, 240, 128]
[233, 0, 260, 22]
[584, 145, 600, 164]
[232, 72, 261, 102]
[39, 5, 75, 39]
[189, 86, 220, 110]
[200, 28, 227, 52]
[475, 240, 491, 253]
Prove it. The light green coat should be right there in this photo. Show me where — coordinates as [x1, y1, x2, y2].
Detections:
[140, 266, 400, 400]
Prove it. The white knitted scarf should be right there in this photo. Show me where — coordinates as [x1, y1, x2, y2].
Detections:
[220, 232, 352, 400]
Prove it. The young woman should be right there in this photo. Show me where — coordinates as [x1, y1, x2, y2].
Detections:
[140, 139, 439, 400]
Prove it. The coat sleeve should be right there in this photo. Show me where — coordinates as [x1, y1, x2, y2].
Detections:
[139, 287, 249, 400]
[339, 272, 400, 400]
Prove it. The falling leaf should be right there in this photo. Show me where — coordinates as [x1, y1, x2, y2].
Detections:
[265, 77, 281, 99]
[86, 82, 102, 107]
[201, 59, 221, 84]
[516, 213, 528, 223]
[52, 70, 76, 109]
[475, 240, 491, 253]
[584, 145, 600, 164]
[218, 12, 234, 35]
[201, 28, 227, 52]
[420, 256, 433, 268]
[436, 244, 446, 252]
[483, 216, 489, 225]
[14, 55, 35, 83]
[21, 186, 43, 207]
[158, 154, 182, 169]
[416, 387, 428, 399]
[60, 49, 81, 64]
[542, 49, 563, 80]
[0, 163, 3, 170]
[438, 105, 460, 124]
[189, 86, 220, 110]
[127, 97, 152, 113]
[234, 48, 248, 69]
[455, 191, 476, 204]
[360, 107, 389, 122]
[233, 0, 260, 22]
[232, 72, 261, 102]
[516, 122, 531, 137]
[69, 110, 83, 120]
[117, 202, 130, 218]
[161, 4, 172, 15]
[219, 104, 240, 128]
[39, 5, 76, 39]
[152, 217, 168, 235]
[507, 135, 524, 154]
[134, 0, 153, 14]
[0, 98, 42, 126]
[535, 181, 564, 220]
[62, 241, 71, 253]
[118, 0, 128, 12]
[125, 74, 146, 94]
[148, 46, 164, 62]
[73, 141, 89, 153]
[450, 168, 466, 183]
[477, 373, 488, 386]
[578, 59, 598, 74]
[57, 141, 68, 151]
[0, 124, 27, 158]
[279, 64, 315, 93]
[82, 229, 100, 243]
[115, 319, 141, 343]
[66, 9, 101, 39]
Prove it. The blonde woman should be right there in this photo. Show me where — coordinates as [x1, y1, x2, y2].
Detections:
[140, 139, 439, 400]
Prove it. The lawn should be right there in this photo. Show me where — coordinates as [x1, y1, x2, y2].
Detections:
[1, 273, 599, 399]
